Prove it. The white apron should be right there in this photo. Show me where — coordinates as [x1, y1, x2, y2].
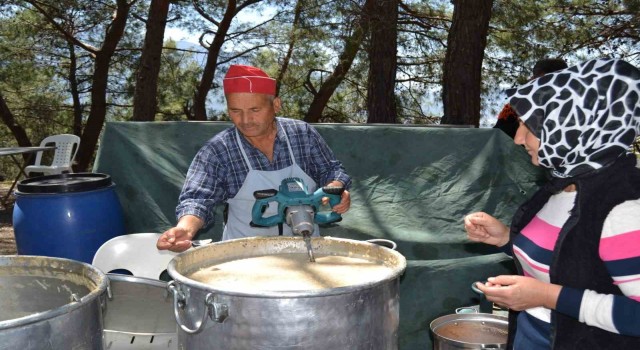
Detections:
[222, 125, 319, 241]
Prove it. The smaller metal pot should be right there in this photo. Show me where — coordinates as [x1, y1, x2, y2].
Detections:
[430, 313, 508, 350]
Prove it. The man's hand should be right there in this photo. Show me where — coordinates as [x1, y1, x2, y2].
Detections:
[331, 189, 350, 214]
[156, 227, 193, 252]
[322, 181, 350, 214]
[156, 215, 204, 252]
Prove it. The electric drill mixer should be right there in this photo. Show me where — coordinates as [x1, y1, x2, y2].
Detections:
[250, 177, 344, 261]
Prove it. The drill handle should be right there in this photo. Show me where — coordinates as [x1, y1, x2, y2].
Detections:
[321, 185, 345, 196]
[313, 186, 344, 224]
[251, 189, 283, 227]
[253, 189, 278, 199]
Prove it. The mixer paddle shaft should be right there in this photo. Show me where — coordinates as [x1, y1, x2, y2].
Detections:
[302, 233, 316, 262]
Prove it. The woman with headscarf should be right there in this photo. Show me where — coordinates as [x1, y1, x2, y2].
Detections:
[464, 58, 640, 349]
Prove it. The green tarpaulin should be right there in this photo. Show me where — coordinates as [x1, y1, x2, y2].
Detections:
[94, 121, 545, 349]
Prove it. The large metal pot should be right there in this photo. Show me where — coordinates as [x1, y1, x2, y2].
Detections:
[430, 313, 508, 349]
[0, 255, 108, 350]
[167, 236, 407, 350]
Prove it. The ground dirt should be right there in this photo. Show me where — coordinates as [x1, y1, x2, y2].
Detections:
[0, 182, 17, 255]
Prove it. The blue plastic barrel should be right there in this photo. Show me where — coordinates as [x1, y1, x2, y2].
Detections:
[13, 173, 125, 263]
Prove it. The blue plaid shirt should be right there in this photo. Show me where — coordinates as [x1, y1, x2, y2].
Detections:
[176, 117, 351, 226]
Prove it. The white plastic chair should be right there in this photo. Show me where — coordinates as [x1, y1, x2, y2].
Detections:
[92, 233, 178, 280]
[25, 134, 80, 176]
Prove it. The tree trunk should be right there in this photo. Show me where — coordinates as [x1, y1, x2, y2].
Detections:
[132, 0, 171, 121]
[275, 0, 303, 97]
[304, 0, 372, 123]
[67, 42, 83, 136]
[0, 93, 32, 162]
[75, 0, 132, 171]
[441, 0, 493, 127]
[366, 0, 398, 124]
[192, 1, 238, 121]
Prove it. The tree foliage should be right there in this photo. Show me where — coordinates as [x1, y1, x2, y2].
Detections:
[0, 0, 638, 176]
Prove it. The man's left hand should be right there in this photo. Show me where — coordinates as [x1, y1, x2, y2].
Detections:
[331, 189, 350, 214]
[322, 181, 350, 214]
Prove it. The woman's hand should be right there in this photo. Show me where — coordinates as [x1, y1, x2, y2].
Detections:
[464, 212, 510, 247]
[475, 276, 562, 311]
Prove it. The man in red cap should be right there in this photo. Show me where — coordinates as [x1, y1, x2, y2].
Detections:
[157, 64, 352, 251]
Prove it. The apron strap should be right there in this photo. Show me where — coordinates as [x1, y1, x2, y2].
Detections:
[234, 128, 254, 171]
[234, 120, 297, 171]
[281, 123, 297, 167]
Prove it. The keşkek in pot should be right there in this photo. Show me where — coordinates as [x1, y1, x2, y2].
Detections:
[167, 236, 406, 350]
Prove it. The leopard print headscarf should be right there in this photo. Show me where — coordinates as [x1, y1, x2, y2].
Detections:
[507, 58, 640, 178]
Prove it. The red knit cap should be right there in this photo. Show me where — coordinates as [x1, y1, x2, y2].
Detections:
[223, 65, 276, 96]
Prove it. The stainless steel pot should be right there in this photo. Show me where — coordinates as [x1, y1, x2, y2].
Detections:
[167, 236, 407, 350]
[0, 255, 108, 350]
[103, 274, 178, 349]
[430, 313, 508, 349]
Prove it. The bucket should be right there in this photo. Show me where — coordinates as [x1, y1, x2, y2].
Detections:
[13, 172, 125, 263]
[0, 255, 108, 350]
[430, 313, 508, 349]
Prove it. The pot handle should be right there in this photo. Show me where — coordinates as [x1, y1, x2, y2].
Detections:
[366, 238, 397, 250]
[168, 281, 228, 334]
[101, 279, 112, 313]
[455, 306, 478, 314]
[471, 282, 484, 295]
[191, 239, 213, 247]
[471, 282, 494, 314]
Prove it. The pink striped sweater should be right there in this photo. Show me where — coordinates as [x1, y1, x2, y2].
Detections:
[513, 190, 640, 335]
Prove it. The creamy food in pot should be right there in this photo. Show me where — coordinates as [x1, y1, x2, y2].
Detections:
[187, 253, 394, 291]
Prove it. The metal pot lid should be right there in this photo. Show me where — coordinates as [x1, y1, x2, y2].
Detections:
[17, 172, 113, 194]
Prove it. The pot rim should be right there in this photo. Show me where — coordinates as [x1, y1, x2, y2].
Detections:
[0, 255, 108, 329]
[168, 236, 407, 298]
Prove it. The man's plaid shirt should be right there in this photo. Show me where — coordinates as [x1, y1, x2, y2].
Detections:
[176, 117, 351, 227]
